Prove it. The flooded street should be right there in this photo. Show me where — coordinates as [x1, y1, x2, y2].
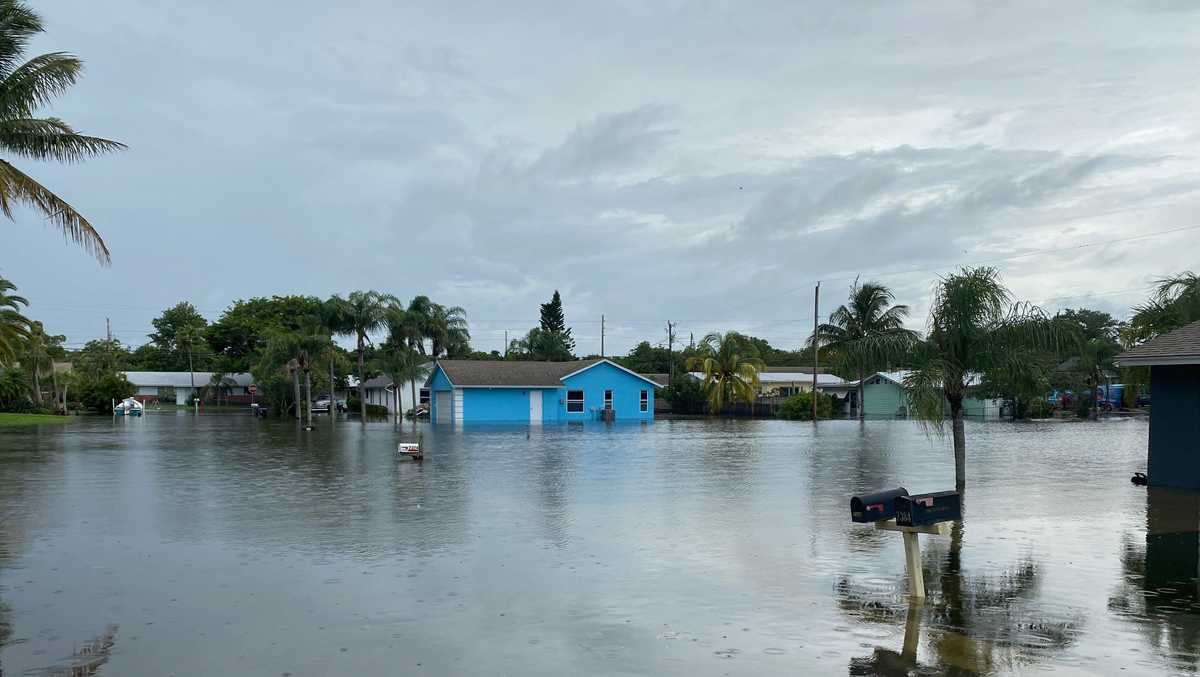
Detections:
[0, 414, 1188, 675]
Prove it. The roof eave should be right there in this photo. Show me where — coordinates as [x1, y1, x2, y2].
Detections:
[1115, 355, 1200, 367]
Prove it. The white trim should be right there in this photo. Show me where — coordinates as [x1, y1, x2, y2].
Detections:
[640, 389, 649, 412]
[603, 388, 614, 411]
[560, 358, 666, 388]
[1115, 355, 1200, 367]
[453, 388, 464, 424]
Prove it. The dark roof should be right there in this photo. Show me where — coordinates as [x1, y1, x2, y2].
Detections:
[434, 359, 603, 387]
[640, 373, 671, 386]
[1116, 320, 1200, 366]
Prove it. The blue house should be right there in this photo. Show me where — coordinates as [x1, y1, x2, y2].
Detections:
[427, 359, 663, 424]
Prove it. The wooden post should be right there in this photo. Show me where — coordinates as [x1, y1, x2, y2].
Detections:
[902, 531, 924, 599]
[874, 519, 949, 600]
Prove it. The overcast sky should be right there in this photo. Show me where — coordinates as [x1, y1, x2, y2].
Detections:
[4, 1, 1199, 355]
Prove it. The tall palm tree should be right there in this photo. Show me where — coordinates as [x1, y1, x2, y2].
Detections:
[1127, 271, 1200, 345]
[330, 291, 395, 420]
[0, 274, 29, 365]
[809, 279, 917, 419]
[402, 295, 434, 354]
[374, 342, 426, 420]
[0, 1, 124, 265]
[428, 303, 470, 357]
[905, 267, 1060, 491]
[22, 320, 60, 403]
[685, 331, 765, 415]
[320, 297, 350, 416]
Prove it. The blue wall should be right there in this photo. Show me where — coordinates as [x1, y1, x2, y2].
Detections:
[428, 361, 658, 424]
[1148, 364, 1200, 489]
[559, 362, 655, 422]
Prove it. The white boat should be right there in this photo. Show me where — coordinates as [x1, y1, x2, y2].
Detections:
[114, 397, 144, 417]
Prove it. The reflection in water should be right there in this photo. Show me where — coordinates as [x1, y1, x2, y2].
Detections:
[1110, 488, 1200, 671]
[841, 523, 1081, 675]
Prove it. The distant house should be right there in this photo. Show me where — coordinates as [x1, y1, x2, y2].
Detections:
[358, 363, 435, 414]
[860, 371, 1003, 419]
[428, 359, 663, 424]
[1115, 319, 1200, 490]
[124, 371, 254, 405]
[686, 367, 847, 398]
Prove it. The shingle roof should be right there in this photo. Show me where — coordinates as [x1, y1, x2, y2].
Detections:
[1116, 320, 1200, 366]
[124, 371, 253, 388]
[434, 359, 604, 387]
[640, 373, 671, 387]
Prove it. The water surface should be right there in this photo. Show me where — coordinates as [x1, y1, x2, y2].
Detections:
[0, 414, 1189, 675]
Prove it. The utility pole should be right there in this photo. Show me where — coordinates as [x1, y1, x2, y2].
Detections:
[504, 330, 508, 359]
[601, 315, 605, 358]
[105, 317, 113, 372]
[666, 321, 676, 385]
[813, 281, 820, 422]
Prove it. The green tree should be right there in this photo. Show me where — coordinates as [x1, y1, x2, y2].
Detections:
[428, 303, 470, 358]
[0, 1, 124, 264]
[0, 275, 29, 365]
[1127, 271, 1200, 345]
[905, 267, 1060, 491]
[508, 327, 574, 362]
[148, 302, 208, 370]
[375, 341, 426, 418]
[205, 295, 324, 370]
[70, 338, 131, 377]
[77, 371, 134, 413]
[777, 390, 833, 420]
[810, 279, 917, 420]
[538, 290, 574, 355]
[20, 320, 62, 404]
[685, 331, 765, 414]
[0, 366, 28, 410]
[329, 291, 395, 420]
[616, 341, 675, 374]
[176, 325, 204, 405]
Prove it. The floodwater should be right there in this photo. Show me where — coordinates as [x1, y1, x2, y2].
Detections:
[0, 413, 1190, 675]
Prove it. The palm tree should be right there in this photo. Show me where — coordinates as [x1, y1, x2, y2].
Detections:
[1127, 271, 1200, 345]
[22, 320, 60, 403]
[428, 303, 470, 357]
[205, 372, 234, 408]
[330, 291, 395, 420]
[320, 297, 350, 416]
[809, 279, 917, 419]
[905, 267, 1060, 490]
[374, 342, 426, 420]
[0, 1, 125, 265]
[685, 331, 765, 415]
[0, 275, 29, 365]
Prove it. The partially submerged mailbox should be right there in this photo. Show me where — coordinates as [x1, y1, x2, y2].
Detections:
[895, 491, 961, 527]
[850, 487, 909, 523]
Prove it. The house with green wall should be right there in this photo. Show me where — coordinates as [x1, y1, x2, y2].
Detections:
[861, 371, 1003, 419]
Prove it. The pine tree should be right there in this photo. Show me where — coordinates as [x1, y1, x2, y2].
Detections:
[538, 291, 575, 356]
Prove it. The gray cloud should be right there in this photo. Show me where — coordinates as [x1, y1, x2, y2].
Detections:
[3, 0, 1198, 354]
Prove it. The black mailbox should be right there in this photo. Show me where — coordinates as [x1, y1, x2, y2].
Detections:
[895, 491, 961, 527]
[850, 487, 909, 523]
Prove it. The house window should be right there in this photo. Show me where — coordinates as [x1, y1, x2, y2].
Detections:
[604, 389, 613, 410]
[567, 390, 585, 413]
[640, 389, 648, 412]
[419, 388, 430, 405]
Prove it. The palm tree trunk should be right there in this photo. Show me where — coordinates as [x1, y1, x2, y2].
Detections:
[949, 396, 966, 491]
[411, 378, 418, 420]
[293, 368, 301, 421]
[305, 370, 314, 428]
[32, 357, 41, 403]
[50, 366, 60, 413]
[329, 357, 337, 419]
[358, 334, 367, 421]
[857, 368, 864, 420]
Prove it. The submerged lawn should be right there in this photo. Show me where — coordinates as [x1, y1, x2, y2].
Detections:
[0, 413, 69, 426]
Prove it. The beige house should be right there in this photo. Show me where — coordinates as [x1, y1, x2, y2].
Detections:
[687, 366, 847, 398]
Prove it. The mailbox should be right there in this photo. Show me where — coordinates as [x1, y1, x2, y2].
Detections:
[850, 487, 909, 523]
[895, 491, 961, 527]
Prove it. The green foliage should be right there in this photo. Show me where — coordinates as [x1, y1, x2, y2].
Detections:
[150, 302, 208, 350]
[206, 295, 325, 370]
[77, 371, 134, 413]
[0, 0, 125, 264]
[345, 397, 388, 417]
[810, 279, 917, 383]
[777, 391, 833, 420]
[508, 327, 575, 362]
[614, 341, 674, 373]
[0, 367, 30, 411]
[659, 377, 707, 415]
[70, 338, 132, 377]
[539, 290, 574, 354]
[0, 275, 30, 366]
[685, 331, 765, 414]
[1127, 271, 1200, 345]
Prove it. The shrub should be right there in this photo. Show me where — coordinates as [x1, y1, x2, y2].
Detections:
[1025, 398, 1055, 419]
[777, 391, 833, 420]
[0, 368, 32, 412]
[78, 372, 135, 413]
[660, 378, 707, 415]
[346, 398, 389, 417]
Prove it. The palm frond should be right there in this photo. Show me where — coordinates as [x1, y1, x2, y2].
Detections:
[0, 52, 81, 118]
[0, 117, 124, 161]
[0, 160, 109, 264]
[0, 1, 43, 76]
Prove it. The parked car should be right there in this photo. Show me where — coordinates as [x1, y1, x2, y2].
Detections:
[312, 394, 346, 413]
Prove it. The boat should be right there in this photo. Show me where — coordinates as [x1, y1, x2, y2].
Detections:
[114, 397, 144, 417]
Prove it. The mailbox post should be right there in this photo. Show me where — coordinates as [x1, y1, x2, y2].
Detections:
[850, 488, 960, 600]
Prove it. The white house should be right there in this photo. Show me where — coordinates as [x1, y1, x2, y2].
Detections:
[124, 371, 254, 405]
[356, 363, 435, 415]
